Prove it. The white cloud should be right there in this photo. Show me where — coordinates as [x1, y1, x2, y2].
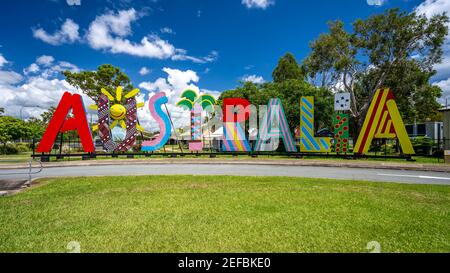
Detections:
[138, 67, 200, 101]
[0, 54, 86, 120]
[434, 78, 450, 103]
[33, 19, 80, 45]
[23, 63, 40, 75]
[23, 55, 78, 78]
[139, 78, 171, 94]
[0, 54, 8, 67]
[0, 71, 92, 120]
[241, 74, 265, 84]
[435, 61, 450, 80]
[171, 50, 219, 64]
[87, 9, 174, 59]
[416, 0, 450, 17]
[0, 61, 220, 134]
[160, 27, 174, 34]
[163, 68, 200, 90]
[33, 9, 216, 63]
[139, 67, 151, 76]
[0, 71, 23, 85]
[366, 0, 387, 6]
[242, 0, 274, 9]
[50, 61, 80, 73]
[415, 0, 450, 98]
[416, 0, 450, 76]
[86, 9, 216, 62]
[138, 68, 219, 131]
[66, 0, 81, 6]
[36, 55, 55, 66]
[0, 77, 93, 120]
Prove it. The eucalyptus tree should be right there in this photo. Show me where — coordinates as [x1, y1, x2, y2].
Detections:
[303, 8, 449, 134]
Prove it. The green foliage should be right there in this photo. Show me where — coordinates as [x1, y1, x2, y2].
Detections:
[0, 142, 33, 154]
[26, 117, 46, 140]
[0, 116, 32, 144]
[179, 89, 198, 104]
[63, 64, 133, 102]
[369, 140, 396, 154]
[0, 116, 45, 153]
[40, 107, 56, 125]
[411, 85, 443, 122]
[177, 90, 217, 112]
[352, 9, 448, 69]
[412, 137, 435, 155]
[303, 20, 357, 87]
[0, 127, 10, 147]
[0, 116, 36, 154]
[177, 99, 194, 111]
[0, 144, 19, 155]
[272, 53, 305, 83]
[219, 80, 333, 132]
[303, 8, 449, 131]
[15, 143, 32, 153]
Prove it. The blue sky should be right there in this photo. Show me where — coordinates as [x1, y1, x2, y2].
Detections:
[0, 0, 427, 90]
[0, 0, 449, 129]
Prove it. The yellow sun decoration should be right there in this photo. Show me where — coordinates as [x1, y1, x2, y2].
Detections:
[89, 86, 146, 133]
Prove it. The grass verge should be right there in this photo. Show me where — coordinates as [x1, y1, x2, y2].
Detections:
[0, 152, 445, 165]
[0, 175, 449, 253]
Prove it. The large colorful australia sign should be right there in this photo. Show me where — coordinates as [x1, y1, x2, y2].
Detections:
[37, 87, 415, 156]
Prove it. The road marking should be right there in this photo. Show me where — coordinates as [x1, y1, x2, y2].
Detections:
[377, 173, 450, 180]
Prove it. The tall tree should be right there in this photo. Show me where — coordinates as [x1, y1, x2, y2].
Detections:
[0, 107, 4, 116]
[40, 106, 56, 125]
[0, 116, 32, 149]
[303, 9, 449, 136]
[63, 64, 133, 103]
[26, 117, 46, 140]
[272, 53, 305, 83]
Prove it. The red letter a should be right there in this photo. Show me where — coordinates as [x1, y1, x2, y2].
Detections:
[37, 92, 94, 153]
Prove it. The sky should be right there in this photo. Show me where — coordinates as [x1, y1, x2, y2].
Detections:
[0, 0, 449, 131]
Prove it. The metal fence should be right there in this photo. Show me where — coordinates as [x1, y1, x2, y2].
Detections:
[0, 159, 43, 185]
[23, 135, 449, 162]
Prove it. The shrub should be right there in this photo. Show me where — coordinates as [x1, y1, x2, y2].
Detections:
[380, 143, 395, 154]
[15, 143, 32, 153]
[0, 144, 19, 155]
[412, 137, 434, 155]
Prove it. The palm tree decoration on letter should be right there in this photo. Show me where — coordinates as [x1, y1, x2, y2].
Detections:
[176, 89, 216, 151]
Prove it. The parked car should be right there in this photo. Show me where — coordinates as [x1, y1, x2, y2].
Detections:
[316, 128, 334, 137]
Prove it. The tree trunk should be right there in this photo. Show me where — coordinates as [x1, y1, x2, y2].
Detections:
[351, 72, 388, 145]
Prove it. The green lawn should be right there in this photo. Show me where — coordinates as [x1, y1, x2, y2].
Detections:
[0, 175, 449, 253]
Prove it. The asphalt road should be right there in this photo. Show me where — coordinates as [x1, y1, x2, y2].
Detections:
[1, 164, 450, 185]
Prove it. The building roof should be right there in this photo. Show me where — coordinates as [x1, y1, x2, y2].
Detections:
[439, 107, 450, 112]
